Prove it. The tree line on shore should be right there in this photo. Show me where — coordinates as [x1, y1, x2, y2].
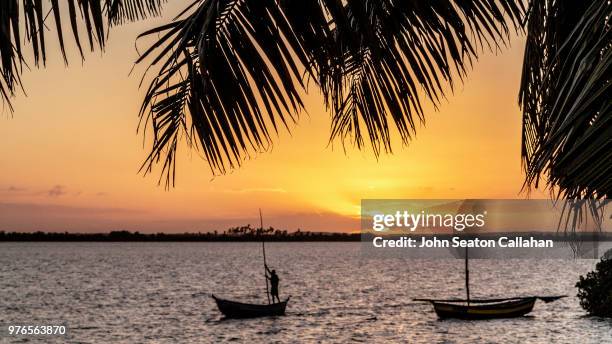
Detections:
[2, 229, 612, 242]
[0, 226, 360, 242]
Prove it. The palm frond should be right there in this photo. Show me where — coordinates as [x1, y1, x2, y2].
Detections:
[106, 0, 166, 25]
[324, 0, 524, 155]
[0, 0, 167, 111]
[137, 0, 334, 186]
[137, 0, 525, 185]
[519, 0, 611, 200]
[0, 1, 23, 112]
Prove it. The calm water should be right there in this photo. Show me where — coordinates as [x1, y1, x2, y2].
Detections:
[1, 242, 610, 343]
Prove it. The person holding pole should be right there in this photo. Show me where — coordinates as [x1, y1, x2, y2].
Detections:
[265, 264, 281, 304]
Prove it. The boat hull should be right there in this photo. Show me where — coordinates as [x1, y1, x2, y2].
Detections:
[432, 298, 536, 320]
[212, 295, 289, 318]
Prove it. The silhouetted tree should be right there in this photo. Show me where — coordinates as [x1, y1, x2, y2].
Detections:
[576, 257, 612, 317]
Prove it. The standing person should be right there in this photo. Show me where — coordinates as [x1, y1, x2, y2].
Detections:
[265, 264, 280, 303]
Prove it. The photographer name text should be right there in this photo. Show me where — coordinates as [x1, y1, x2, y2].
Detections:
[372, 236, 554, 248]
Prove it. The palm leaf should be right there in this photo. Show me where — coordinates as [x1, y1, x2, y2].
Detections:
[106, 0, 166, 25]
[324, 0, 524, 155]
[0, 0, 167, 111]
[137, 0, 525, 186]
[519, 0, 611, 201]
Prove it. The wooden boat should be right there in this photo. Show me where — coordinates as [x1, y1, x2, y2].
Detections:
[415, 229, 566, 320]
[421, 297, 536, 320]
[212, 210, 291, 319]
[212, 294, 290, 318]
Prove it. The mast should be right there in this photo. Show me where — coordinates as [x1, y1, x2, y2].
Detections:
[260, 209, 271, 304]
[465, 246, 470, 305]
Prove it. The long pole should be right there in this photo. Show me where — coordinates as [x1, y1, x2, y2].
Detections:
[465, 246, 470, 305]
[260, 209, 270, 304]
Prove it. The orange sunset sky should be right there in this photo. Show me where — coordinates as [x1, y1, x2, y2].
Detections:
[0, 2, 549, 232]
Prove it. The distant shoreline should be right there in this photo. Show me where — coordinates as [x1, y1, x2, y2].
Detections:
[0, 230, 361, 242]
[1, 230, 610, 242]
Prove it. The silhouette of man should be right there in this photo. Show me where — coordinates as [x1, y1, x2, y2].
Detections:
[265, 264, 281, 303]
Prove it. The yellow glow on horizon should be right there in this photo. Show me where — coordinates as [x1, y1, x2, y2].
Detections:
[0, 3, 551, 232]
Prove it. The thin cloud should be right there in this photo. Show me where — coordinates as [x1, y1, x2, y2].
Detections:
[48, 185, 67, 197]
[4, 185, 27, 192]
[222, 188, 287, 194]
[0, 203, 355, 233]
[0, 202, 146, 232]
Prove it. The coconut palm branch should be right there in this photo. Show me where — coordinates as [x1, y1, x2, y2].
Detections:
[136, 0, 525, 186]
[519, 0, 611, 201]
[0, 0, 166, 111]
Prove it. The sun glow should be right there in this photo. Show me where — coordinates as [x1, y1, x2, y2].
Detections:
[0, 3, 547, 233]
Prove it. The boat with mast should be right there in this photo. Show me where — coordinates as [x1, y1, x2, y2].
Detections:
[415, 246, 566, 320]
[212, 209, 290, 318]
